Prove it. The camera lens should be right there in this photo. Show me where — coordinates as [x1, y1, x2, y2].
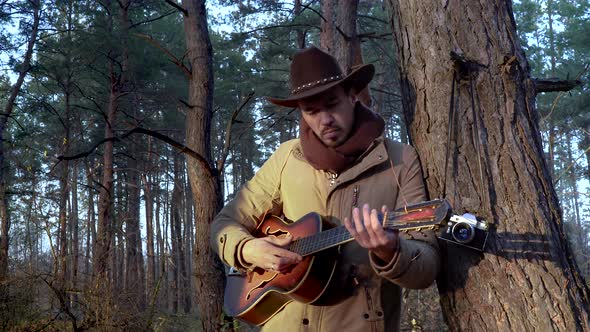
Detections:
[451, 222, 475, 243]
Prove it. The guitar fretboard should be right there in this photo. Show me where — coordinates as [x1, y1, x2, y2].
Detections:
[288, 214, 441, 257]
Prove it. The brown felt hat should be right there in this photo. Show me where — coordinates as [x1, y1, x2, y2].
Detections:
[266, 46, 375, 108]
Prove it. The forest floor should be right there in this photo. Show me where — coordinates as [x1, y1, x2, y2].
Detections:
[153, 313, 260, 332]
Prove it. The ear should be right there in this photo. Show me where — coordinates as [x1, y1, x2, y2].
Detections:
[348, 90, 358, 104]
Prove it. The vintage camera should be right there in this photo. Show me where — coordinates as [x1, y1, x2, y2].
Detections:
[438, 213, 489, 251]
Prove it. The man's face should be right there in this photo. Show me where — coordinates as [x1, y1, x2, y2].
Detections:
[298, 85, 356, 148]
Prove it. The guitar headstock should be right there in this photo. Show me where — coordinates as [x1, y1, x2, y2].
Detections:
[383, 199, 452, 233]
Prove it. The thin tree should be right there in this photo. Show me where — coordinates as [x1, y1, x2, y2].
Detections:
[92, 0, 122, 322]
[0, 0, 41, 299]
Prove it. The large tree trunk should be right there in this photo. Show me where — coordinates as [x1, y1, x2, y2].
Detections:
[0, 0, 41, 297]
[181, 1, 225, 330]
[388, 0, 590, 330]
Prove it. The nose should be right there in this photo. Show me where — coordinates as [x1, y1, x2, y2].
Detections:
[318, 111, 334, 126]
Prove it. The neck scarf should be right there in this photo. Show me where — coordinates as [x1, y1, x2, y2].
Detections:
[299, 102, 385, 173]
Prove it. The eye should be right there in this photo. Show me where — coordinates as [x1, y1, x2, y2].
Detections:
[325, 99, 339, 108]
[303, 108, 318, 115]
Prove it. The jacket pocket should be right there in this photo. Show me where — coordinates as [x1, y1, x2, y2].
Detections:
[362, 284, 384, 332]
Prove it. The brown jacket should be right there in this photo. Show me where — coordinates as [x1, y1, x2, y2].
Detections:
[211, 137, 440, 331]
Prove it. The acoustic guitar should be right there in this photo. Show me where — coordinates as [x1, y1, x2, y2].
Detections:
[223, 199, 452, 325]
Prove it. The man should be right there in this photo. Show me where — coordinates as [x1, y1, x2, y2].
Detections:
[211, 46, 440, 331]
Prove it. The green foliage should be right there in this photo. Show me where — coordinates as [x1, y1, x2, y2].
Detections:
[515, 0, 590, 280]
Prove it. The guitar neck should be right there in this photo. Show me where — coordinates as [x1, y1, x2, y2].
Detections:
[288, 200, 449, 257]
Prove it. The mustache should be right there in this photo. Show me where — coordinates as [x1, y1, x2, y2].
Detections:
[321, 126, 340, 135]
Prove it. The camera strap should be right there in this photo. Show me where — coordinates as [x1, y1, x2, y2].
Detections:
[443, 53, 489, 212]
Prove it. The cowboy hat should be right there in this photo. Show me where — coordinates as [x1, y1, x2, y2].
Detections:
[266, 46, 375, 108]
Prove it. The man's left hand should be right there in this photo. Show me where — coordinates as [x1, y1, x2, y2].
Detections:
[344, 203, 399, 262]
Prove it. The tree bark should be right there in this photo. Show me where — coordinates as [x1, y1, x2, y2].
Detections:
[94, 74, 114, 278]
[319, 0, 371, 106]
[180, 1, 225, 330]
[388, 0, 590, 330]
[0, 0, 41, 297]
[294, 0, 306, 48]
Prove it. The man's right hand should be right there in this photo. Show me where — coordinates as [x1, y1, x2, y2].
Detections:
[241, 235, 303, 273]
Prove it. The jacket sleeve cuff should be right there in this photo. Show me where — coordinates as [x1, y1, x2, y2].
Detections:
[218, 229, 255, 270]
[369, 237, 419, 279]
[236, 237, 256, 271]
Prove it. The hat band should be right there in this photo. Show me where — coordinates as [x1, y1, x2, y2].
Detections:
[291, 74, 343, 94]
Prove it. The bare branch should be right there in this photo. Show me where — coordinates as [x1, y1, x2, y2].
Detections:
[358, 14, 389, 25]
[129, 9, 177, 29]
[370, 86, 401, 98]
[216, 91, 255, 173]
[240, 23, 320, 36]
[357, 32, 392, 40]
[133, 32, 192, 79]
[534, 78, 582, 93]
[56, 127, 217, 178]
[541, 63, 589, 123]
[164, 0, 188, 16]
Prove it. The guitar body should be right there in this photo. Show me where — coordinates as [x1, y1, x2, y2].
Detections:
[223, 212, 339, 325]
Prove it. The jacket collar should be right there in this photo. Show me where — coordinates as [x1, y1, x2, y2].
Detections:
[332, 136, 389, 189]
[292, 136, 390, 190]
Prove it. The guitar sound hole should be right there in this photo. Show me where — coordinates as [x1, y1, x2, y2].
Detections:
[246, 278, 274, 300]
[265, 227, 289, 237]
